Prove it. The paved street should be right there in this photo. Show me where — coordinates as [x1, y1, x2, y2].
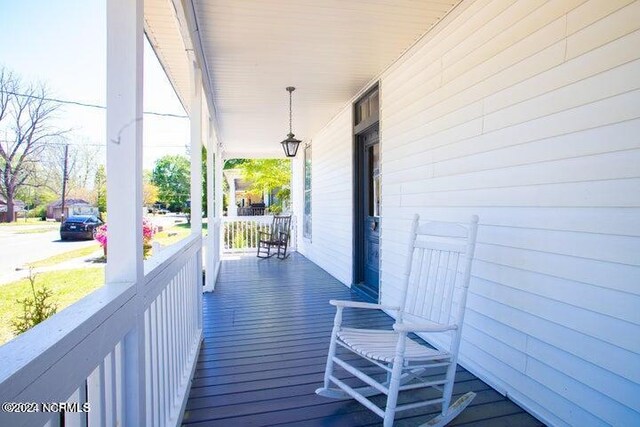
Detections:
[0, 214, 188, 284]
[0, 225, 97, 283]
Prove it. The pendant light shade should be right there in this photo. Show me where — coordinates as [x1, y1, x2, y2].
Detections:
[281, 133, 301, 157]
[280, 87, 301, 157]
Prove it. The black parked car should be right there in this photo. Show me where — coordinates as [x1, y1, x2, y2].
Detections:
[60, 215, 103, 241]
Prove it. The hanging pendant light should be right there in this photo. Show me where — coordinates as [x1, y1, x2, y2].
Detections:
[280, 86, 301, 157]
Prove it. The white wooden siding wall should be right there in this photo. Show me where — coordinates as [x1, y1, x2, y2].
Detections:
[297, 107, 353, 286]
[377, 0, 640, 425]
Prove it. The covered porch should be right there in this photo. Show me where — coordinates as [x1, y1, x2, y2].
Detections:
[0, 1, 638, 426]
[183, 254, 541, 426]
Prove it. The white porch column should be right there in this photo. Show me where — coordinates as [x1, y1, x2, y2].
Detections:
[190, 62, 203, 235]
[106, 0, 145, 425]
[215, 151, 224, 257]
[190, 60, 203, 330]
[204, 120, 217, 292]
[216, 154, 224, 218]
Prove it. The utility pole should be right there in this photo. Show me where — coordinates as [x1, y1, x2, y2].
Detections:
[60, 144, 69, 222]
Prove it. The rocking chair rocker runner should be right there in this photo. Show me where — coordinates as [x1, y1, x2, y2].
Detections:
[257, 215, 292, 259]
[316, 214, 479, 427]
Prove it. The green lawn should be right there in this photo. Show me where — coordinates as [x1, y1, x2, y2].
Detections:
[154, 224, 191, 247]
[0, 268, 104, 346]
[0, 219, 57, 234]
[153, 222, 208, 248]
[0, 221, 208, 345]
[14, 227, 58, 234]
[26, 244, 101, 268]
[0, 219, 53, 227]
[175, 222, 208, 231]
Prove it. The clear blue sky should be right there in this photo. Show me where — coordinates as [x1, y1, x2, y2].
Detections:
[0, 0, 189, 170]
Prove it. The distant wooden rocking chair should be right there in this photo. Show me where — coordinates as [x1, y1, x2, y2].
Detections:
[316, 214, 479, 427]
[257, 215, 292, 260]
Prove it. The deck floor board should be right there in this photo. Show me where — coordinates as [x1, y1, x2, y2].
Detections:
[183, 253, 542, 426]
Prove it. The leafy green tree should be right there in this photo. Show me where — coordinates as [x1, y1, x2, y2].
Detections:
[151, 155, 190, 212]
[240, 159, 290, 191]
[239, 159, 291, 213]
[224, 158, 247, 170]
[15, 168, 57, 219]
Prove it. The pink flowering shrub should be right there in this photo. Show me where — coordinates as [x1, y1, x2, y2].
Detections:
[94, 218, 158, 250]
[94, 224, 108, 247]
[142, 217, 157, 243]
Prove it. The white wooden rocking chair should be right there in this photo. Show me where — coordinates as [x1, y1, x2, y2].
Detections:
[316, 214, 479, 426]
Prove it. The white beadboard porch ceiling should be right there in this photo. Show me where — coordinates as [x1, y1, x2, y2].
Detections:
[145, 0, 461, 158]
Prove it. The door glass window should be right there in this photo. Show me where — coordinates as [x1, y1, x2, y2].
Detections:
[356, 101, 367, 125]
[368, 144, 380, 217]
[355, 88, 379, 126]
[369, 91, 379, 118]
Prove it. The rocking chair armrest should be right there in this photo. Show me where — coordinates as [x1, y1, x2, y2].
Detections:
[393, 321, 457, 333]
[329, 300, 400, 311]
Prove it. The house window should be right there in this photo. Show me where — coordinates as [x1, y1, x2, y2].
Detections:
[303, 144, 312, 239]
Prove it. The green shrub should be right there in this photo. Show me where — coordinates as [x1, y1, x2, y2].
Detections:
[12, 270, 57, 335]
[29, 205, 47, 220]
[232, 231, 247, 249]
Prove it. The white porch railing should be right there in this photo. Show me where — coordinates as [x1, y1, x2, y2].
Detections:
[222, 215, 296, 253]
[0, 234, 203, 427]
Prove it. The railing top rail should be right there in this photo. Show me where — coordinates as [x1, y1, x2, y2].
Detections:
[0, 231, 204, 418]
[0, 281, 134, 403]
[221, 215, 274, 222]
[144, 232, 201, 278]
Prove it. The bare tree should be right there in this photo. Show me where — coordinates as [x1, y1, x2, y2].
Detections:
[0, 67, 66, 222]
[43, 143, 77, 199]
[74, 143, 101, 190]
[42, 142, 100, 201]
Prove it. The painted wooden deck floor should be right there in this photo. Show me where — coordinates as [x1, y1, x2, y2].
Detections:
[183, 253, 543, 426]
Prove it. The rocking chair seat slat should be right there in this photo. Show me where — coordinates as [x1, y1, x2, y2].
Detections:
[393, 321, 457, 333]
[337, 329, 449, 363]
[329, 300, 401, 311]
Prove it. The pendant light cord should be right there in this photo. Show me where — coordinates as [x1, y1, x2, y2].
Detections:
[289, 89, 293, 134]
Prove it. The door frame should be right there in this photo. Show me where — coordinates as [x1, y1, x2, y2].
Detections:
[352, 84, 380, 300]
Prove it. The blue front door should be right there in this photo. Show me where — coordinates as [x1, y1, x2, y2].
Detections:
[354, 126, 380, 301]
[364, 139, 380, 290]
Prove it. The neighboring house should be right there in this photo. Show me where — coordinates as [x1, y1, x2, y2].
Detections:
[1, 2, 638, 427]
[223, 168, 281, 216]
[0, 198, 26, 222]
[46, 199, 98, 221]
